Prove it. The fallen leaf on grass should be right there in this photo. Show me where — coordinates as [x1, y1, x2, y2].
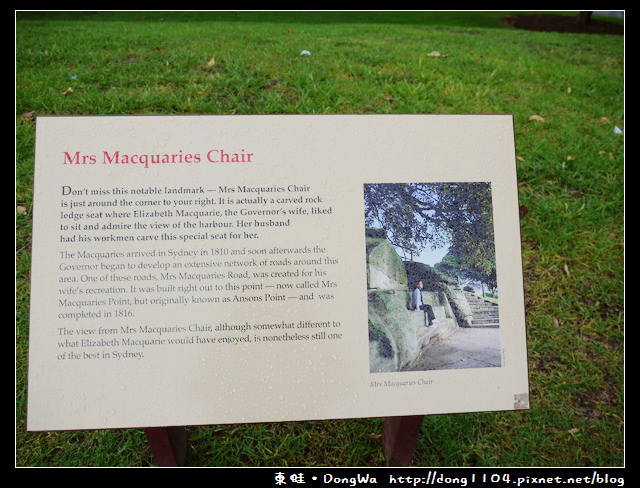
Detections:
[206, 57, 216, 67]
[528, 114, 545, 123]
[20, 110, 36, 121]
[17, 206, 27, 215]
[62, 87, 74, 95]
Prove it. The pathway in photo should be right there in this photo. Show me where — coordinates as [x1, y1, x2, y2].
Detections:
[403, 327, 502, 371]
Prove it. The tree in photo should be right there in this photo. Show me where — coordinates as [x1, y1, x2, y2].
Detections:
[364, 182, 496, 291]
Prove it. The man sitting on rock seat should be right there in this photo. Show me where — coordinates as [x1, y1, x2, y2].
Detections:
[411, 280, 438, 327]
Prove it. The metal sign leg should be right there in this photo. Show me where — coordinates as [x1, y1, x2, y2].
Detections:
[382, 415, 424, 466]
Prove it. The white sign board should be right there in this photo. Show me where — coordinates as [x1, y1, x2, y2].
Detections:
[27, 115, 528, 431]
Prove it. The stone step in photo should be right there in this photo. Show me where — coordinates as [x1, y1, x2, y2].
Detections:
[464, 292, 500, 327]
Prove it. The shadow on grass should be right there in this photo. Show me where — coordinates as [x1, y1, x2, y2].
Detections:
[16, 10, 514, 29]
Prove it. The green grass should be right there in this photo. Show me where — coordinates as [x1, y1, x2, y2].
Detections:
[16, 11, 624, 467]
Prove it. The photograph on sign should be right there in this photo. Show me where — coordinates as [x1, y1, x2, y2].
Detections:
[364, 181, 501, 374]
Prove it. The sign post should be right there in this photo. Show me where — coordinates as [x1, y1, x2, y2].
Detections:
[382, 416, 425, 467]
[144, 427, 187, 467]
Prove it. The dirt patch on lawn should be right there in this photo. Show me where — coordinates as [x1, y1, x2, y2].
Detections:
[504, 13, 623, 35]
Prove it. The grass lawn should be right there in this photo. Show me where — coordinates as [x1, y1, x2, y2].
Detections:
[16, 11, 624, 467]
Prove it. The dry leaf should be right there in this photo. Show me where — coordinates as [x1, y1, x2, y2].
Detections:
[600, 116, 610, 123]
[566, 155, 575, 161]
[206, 57, 216, 67]
[20, 110, 37, 121]
[563, 263, 571, 279]
[516, 156, 525, 162]
[17, 205, 27, 215]
[598, 150, 614, 160]
[528, 114, 545, 123]
[62, 87, 74, 95]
